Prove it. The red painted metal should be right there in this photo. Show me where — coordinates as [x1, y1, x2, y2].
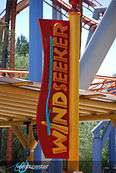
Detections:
[69, 0, 79, 7]
[0, 69, 28, 78]
[6, 128, 13, 162]
[55, 0, 98, 9]
[0, 0, 101, 78]
[6, 1, 17, 162]
[54, 0, 98, 29]
[1, 0, 29, 22]
[1, 0, 99, 30]
[82, 15, 98, 30]
[10, 0, 17, 70]
[89, 75, 116, 95]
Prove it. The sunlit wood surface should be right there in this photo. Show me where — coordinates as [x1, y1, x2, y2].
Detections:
[0, 77, 116, 127]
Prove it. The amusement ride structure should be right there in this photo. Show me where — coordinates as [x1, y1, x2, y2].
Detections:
[0, 0, 116, 173]
[0, 0, 101, 78]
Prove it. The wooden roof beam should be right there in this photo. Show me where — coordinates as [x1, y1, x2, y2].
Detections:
[80, 98, 116, 111]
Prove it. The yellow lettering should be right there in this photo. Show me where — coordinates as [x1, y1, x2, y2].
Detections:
[53, 23, 68, 38]
[53, 72, 67, 84]
[52, 107, 67, 125]
[53, 61, 67, 73]
[54, 48, 68, 62]
[53, 37, 68, 48]
[52, 130, 67, 154]
[53, 92, 67, 108]
[51, 123, 68, 135]
[53, 82, 67, 92]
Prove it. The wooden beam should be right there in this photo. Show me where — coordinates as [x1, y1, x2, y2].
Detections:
[0, 95, 38, 106]
[80, 98, 116, 111]
[0, 92, 38, 102]
[0, 84, 38, 98]
[0, 109, 35, 118]
[27, 124, 37, 150]
[0, 104, 36, 115]
[0, 111, 32, 119]
[80, 93, 103, 99]
[0, 120, 36, 127]
[0, 125, 11, 128]
[79, 105, 108, 113]
[80, 109, 95, 115]
[0, 99, 37, 110]
[11, 125, 27, 148]
[79, 113, 116, 121]
[27, 124, 38, 161]
[27, 124, 33, 148]
[0, 121, 26, 126]
[0, 116, 11, 121]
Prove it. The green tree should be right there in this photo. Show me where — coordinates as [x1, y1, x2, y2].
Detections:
[15, 54, 28, 70]
[15, 35, 29, 70]
[79, 122, 98, 173]
[16, 35, 29, 56]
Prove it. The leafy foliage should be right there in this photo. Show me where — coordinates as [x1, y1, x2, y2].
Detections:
[16, 35, 29, 57]
[0, 35, 29, 166]
[15, 54, 28, 70]
[15, 35, 29, 71]
[79, 122, 98, 173]
[79, 122, 109, 173]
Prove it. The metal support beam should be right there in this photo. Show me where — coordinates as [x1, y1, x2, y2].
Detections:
[92, 121, 112, 173]
[80, 0, 116, 90]
[10, 0, 17, 69]
[1, 0, 11, 68]
[6, 128, 13, 162]
[109, 127, 116, 168]
[48, 159, 63, 173]
[29, 0, 43, 82]
[52, 1, 62, 20]
[29, 0, 43, 162]
[0, 21, 4, 43]
[85, 4, 116, 173]
[86, 7, 106, 46]
[92, 138, 102, 173]
[34, 143, 42, 161]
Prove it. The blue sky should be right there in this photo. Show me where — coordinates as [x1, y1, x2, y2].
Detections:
[0, 0, 53, 40]
[0, 0, 111, 40]
[0, 0, 29, 39]
[0, 0, 116, 76]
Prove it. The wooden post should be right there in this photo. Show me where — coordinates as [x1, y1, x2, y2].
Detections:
[27, 124, 38, 161]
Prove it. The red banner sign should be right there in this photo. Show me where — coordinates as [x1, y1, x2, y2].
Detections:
[36, 19, 69, 158]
